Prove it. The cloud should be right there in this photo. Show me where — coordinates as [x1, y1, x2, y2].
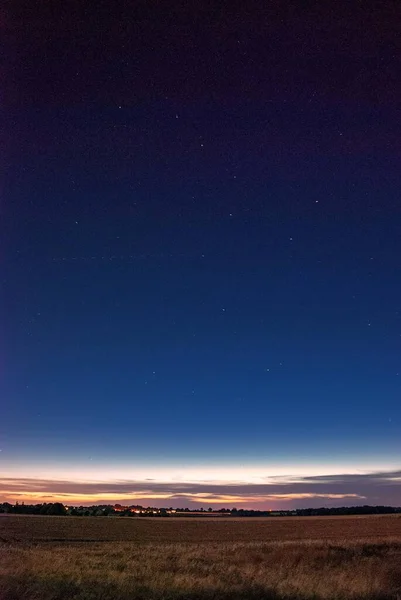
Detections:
[0, 469, 400, 507]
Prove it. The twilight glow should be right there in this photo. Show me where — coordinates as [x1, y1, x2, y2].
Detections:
[1, 462, 401, 508]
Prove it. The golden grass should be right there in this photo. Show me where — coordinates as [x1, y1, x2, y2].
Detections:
[1, 515, 401, 599]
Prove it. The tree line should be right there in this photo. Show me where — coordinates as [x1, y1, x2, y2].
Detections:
[1, 502, 401, 517]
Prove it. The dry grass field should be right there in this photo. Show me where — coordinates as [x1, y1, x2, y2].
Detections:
[1, 514, 401, 599]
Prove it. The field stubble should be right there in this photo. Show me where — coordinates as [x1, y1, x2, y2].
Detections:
[1, 515, 401, 599]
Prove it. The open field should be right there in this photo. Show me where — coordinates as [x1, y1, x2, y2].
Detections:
[1, 515, 401, 599]
[2, 513, 401, 544]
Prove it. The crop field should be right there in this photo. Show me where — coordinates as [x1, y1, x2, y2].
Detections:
[1, 514, 401, 599]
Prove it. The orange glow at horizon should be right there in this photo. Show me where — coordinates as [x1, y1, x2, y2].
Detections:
[2, 463, 398, 506]
[0, 488, 364, 505]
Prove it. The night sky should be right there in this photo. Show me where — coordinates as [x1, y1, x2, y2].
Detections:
[3, 2, 401, 508]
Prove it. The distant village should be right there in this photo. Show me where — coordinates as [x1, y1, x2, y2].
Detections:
[1, 501, 401, 517]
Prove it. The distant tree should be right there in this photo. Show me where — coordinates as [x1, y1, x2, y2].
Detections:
[47, 503, 67, 516]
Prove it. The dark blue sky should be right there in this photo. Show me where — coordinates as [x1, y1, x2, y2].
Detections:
[2, 2, 401, 507]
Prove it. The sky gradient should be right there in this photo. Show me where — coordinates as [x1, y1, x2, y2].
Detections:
[3, 2, 401, 508]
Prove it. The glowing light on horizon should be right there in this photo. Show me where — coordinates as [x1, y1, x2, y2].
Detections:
[0, 489, 364, 505]
[1, 464, 398, 506]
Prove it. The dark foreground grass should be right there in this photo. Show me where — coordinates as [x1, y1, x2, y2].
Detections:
[1, 516, 401, 599]
[2, 540, 401, 599]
